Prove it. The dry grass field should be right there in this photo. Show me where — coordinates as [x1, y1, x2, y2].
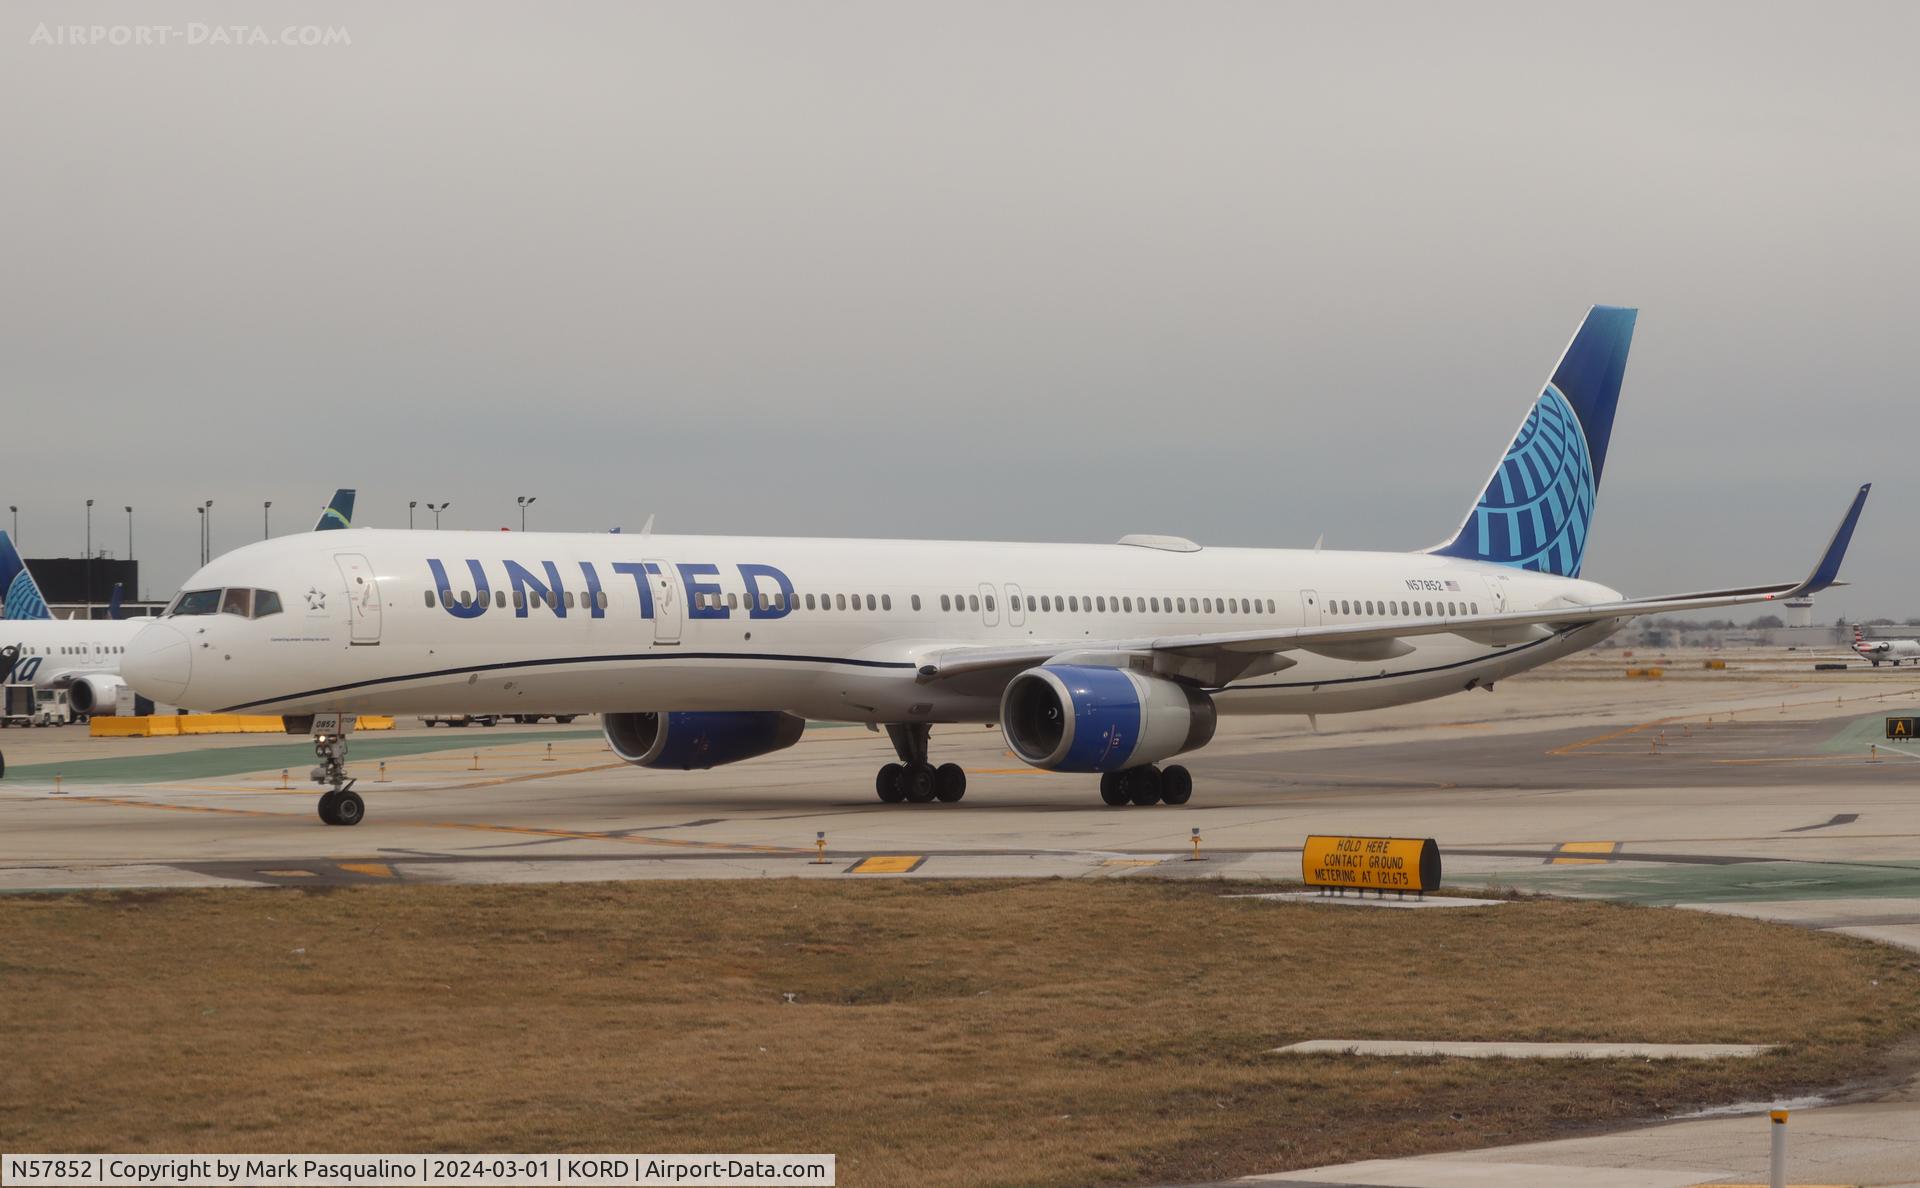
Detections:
[3, 881, 1918, 1186]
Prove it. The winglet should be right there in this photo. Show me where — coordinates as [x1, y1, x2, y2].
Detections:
[1784, 483, 1870, 598]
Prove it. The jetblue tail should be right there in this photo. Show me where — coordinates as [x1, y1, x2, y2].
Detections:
[0, 532, 52, 620]
[1431, 305, 1637, 578]
[313, 489, 356, 532]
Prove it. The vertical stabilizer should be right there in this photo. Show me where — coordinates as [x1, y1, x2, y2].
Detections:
[1431, 305, 1637, 577]
[0, 531, 52, 620]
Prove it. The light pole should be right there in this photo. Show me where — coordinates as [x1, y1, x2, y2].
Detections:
[518, 495, 536, 532]
[85, 498, 94, 616]
[263, 500, 272, 539]
[125, 507, 133, 563]
[7, 506, 15, 543]
[201, 500, 214, 564]
[409, 500, 418, 530]
[428, 501, 450, 529]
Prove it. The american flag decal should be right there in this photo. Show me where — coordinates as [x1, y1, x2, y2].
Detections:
[1444, 580, 1460, 591]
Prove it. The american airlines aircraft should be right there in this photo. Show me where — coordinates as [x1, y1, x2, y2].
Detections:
[1850, 624, 1920, 667]
[122, 308, 1871, 827]
[3, 490, 358, 719]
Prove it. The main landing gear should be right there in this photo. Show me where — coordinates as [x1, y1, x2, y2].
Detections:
[874, 723, 968, 805]
[1098, 764, 1193, 808]
[312, 733, 365, 826]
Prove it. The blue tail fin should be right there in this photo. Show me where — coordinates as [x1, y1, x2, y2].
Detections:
[0, 532, 52, 620]
[313, 488, 356, 532]
[1431, 305, 1637, 577]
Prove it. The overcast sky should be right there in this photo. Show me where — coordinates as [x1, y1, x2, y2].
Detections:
[4, 1, 1915, 616]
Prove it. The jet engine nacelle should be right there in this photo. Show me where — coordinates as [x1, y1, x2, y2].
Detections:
[603, 710, 807, 770]
[1000, 664, 1216, 772]
[66, 674, 126, 717]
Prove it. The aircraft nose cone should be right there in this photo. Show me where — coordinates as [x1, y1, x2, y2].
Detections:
[124, 623, 192, 703]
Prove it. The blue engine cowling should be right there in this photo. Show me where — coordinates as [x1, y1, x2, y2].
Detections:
[603, 710, 807, 770]
[1000, 665, 1216, 772]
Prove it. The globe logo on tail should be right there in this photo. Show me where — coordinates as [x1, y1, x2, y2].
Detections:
[1463, 384, 1597, 577]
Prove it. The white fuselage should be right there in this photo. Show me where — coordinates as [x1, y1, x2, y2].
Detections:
[3, 619, 145, 699]
[1859, 637, 1920, 663]
[129, 528, 1624, 722]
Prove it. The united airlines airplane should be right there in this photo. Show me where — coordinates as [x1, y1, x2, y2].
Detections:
[122, 308, 1871, 826]
[3, 490, 358, 719]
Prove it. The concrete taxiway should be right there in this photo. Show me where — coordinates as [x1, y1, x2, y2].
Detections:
[5, 649, 1920, 1187]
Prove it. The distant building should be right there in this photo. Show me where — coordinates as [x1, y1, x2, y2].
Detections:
[1784, 595, 1815, 629]
[25, 555, 165, 619]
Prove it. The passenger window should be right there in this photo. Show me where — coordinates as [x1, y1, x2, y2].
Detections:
[911, 595, 920, 611]
[836, 594, 847, 610]
[512, 591, 525, 611]
[939, 594, 950, 611]
[964, 594, 976, 612]
[1026, 595, 1036, 611]
[806, 593, 817, 610]
[882, 594, 892, 611]
[1096, 596, 1106, 612]
[1040, 595, 1051, 611]
[1471, 602, 1479, 614]
[1067, 596, 1078, 612]
[863, 594, 874, 610]
[424, 591, 435, 608]
[1123, 596, 1133, 612]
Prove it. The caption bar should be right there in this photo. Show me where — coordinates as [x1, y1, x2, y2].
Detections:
[1, 1156, 835, 1187]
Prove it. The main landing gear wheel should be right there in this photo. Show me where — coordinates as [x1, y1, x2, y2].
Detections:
[1099, 763, 1194, 807]
[902, 762, 937, 803]
[934, 763, 967, 802]
[876, 763, 907, 803]
[1127, 765, 1163, 806]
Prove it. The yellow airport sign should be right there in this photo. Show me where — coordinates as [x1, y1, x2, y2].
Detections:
[1886, 717, 1916, 741]
[1301, 835, 1441, 894]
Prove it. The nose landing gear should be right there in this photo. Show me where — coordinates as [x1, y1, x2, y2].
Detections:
[311, 733, 365, 826]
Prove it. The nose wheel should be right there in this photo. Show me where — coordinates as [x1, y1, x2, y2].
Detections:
[311, 733, 366, 826]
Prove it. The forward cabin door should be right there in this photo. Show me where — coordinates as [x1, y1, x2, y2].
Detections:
[647, 559, 682, 645]
[335, 554, 382, 645]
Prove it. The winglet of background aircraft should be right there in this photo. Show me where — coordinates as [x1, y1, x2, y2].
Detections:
[313, 489, 356, 532]
[0, 531, 52, 620]
[107, 582, 125, 620]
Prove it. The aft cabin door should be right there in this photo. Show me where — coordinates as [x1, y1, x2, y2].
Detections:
[647, 559, 682, 645]
[1481, 575, 1508, 614]
[1299, 589, 1322, 627]
[335, 554, 382, 645]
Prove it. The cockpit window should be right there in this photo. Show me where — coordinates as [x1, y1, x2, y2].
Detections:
[169, 587, 283, 618]
[170, 589, 223, 616]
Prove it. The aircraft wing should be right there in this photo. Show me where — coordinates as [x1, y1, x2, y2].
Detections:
[915, 484, 1871, 685]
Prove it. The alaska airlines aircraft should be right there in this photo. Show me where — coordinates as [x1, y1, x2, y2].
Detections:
[3, 490, 358, 718]
[122, 309, 1871, 826]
